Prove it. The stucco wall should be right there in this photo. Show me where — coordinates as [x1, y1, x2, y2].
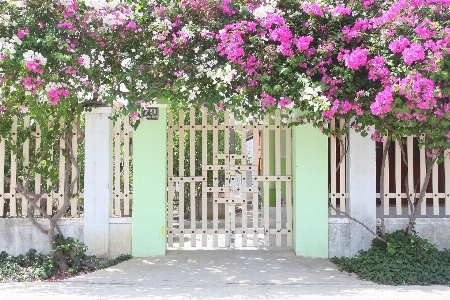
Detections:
[329, 218, 450, 258]
[0, 218, 131, 258]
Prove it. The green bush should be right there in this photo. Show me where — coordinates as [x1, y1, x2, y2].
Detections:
[331, 228, 450, 286]
[0, 235, 131, 283]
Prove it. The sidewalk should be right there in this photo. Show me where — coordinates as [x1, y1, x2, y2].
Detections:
[1, 249, 449, 300]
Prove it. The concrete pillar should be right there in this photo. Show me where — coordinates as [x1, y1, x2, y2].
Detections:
[84, 107, 113, 257]
[292, 122, 328, 257]
[347, 126, 376, 257]
[132, 105, 167, 256]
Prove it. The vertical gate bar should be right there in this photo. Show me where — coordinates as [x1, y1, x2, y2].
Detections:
[407, 137, 414, 215]
[241, 122, 248, 247]
[420, 141, 426, 215]
[201, 109, 208, 247]
[167, 111, 174, 247]
[229, 115, 237, 248]
[252, 122, 259, 246]
[71, 122, 78, 217]
[285, 125, 292, 247]
[224, 111, 230, 247]
[34, 124, 41, 216]
[330, 120, 337, 215]
[445, 155, 450, 215]
[0, 132, 4, 217]
[213, 116, 219, 247]
[179, 109, 185, 247]
[115, 118, 123, 216]
[123, 117, 131, 216]
[383, 139, 390, 216]
[190, 107, 196, 247]
[22, 117, 30, 215]
[10, 116, 17, 217]
[395, 141, 402, 215]
[432, 161, 438, 215]
[263, 114, 270, 246]
[275, 111, 282, 247]
[339, 119, 346, 214]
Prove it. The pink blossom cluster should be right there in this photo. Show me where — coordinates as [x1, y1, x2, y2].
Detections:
[260, 91, 276, 110]
[17, 29, 29, 39]
[389, 37, 410, 53]
[343, 47, 370, 70]
[367, 56, 390, 82]
[370, 86, 394, 116]
[303, 3, 324, 17]
[26, 61, 44, 74]
[402, 43, 425, 65]
[398, 72, 436, 110]
[332, 4, 352, 17]
[341, 19, 371, 43]
[47, 89, 69, 105]
[22, 77, 43, 94]
[293, 36, 314, 52]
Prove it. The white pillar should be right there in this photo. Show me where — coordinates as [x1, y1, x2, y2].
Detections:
[84, 107, 113, 256]
[347, 125, 376, 257]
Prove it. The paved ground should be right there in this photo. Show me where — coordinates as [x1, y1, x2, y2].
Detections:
[1, 249, 449, 300]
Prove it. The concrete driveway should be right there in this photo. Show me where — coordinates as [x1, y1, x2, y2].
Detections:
[1, 249, 449, 299]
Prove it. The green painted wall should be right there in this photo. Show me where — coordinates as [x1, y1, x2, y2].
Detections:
[132, 107, 167, 256]
[292, 122, 328, 257]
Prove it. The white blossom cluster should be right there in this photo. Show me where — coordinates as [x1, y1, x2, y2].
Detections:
[79, 54, 91, 69]
[188, 86, 200, 101]
[23, 50, 47, 64]
[0, 38, 16, 58]
[206, 64, 236, 85]
[135, 79, 147, 92]
[84, 0, 120, 10]
[252, 0, 280, 19]
[44, 81, 67, 92]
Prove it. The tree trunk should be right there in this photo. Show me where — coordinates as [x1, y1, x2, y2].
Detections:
[379, 139, 390, 236]
[408, 156, 433, 233]
[49, 222, 69, 273]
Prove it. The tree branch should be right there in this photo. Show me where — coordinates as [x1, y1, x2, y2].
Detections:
[329, 203, 387, 244]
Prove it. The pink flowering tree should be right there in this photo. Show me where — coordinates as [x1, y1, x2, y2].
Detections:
[0, 0, 150, 270]
[140, 0, 450, 236]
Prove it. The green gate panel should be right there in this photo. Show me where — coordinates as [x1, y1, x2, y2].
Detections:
[132, 107, 167, 256]
[292, 123, 328, 257]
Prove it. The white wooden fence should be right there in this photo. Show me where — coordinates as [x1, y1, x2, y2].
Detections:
[0, 116, 83, 217]
[2, 115, 448, 219]
[328, 123, 450, 217]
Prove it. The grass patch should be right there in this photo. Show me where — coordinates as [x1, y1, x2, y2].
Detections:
[0, 235, 131, 283]
[331, 228, 450, 286]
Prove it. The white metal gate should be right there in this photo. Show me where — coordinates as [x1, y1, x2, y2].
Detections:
[167, 108, 292, 248]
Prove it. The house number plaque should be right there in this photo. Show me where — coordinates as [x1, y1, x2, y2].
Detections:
[142, 107, 159, 120]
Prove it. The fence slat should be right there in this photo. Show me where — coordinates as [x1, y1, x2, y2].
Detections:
[275, 111, 282, 247]
[339, 119, 346, 214]
[263, 114, 270, 246]
[432, 161, 439, 216]
[213, 115, 219, 247]
[407, 136, 414, 215]
[123, 117, 131, 216]
[445, 155, 450, 215]
[189, 106, 196, 247]
[395, 141, 402, 215]
[10, 116, 17, 217]
[383, 140, 390, 215]
[420, 144, 426, 215]
[22, 117, 30, 215]
[113, 119, 121, 216]
[201, 109, 208, 247]
[285, 125, 292, 247]
[0, 136, 4, 217]
[58, 133, 65, 211]
[178, 109, 185, 247]
[167, 112, 174, 247]
[34, 124, 41, 216]
[71, 123, 78, 217]
[224, 112, 230, 247]
[252, 120, 259, 246]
